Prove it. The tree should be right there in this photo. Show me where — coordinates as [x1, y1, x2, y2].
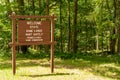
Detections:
[68, 0, 71, 52]
[32, 0, 35, 15]
[17, 0, 28, 53]
[109, 0, 116, 53]
[1, 0, 120, 54]
[73, 0, 78, 53]
[116, 0, 120, 54]
[59, 0, 63, 52]
[17, 0, 24, 14]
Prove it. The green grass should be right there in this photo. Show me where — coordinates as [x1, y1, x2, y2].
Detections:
[0, 52, 120, 80]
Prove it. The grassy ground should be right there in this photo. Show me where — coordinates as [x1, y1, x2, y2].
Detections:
[0, 52, 120, 80]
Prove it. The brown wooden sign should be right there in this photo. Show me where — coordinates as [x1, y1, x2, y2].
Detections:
[9, 12, 55, 75]
[18, 20, 50, 44]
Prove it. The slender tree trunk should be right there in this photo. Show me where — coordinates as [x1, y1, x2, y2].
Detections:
[116, 0, 120, 54]
[106, 0, 116, 53]
[39, 0, 41, 15]
[117, 24, 120, 54]
[46, 0, 49, 15]
[91, 22, 95, 50]
[96, 28, 99, 50]
[27, 0, 30, 15]
[60, 0, 63, 52]
[86, 20, 88, 52]
[18, 0, 24, 14]
[101, 29, 104, 53]
[117, 25, 120, 52]
[110, 30, 116, 53]
[17, 0, 28, 54]
[73, 0, 78, 53]
[100, 2, 104, 53]
[32, 0, 35, 15]
[68, 0, 71, 52]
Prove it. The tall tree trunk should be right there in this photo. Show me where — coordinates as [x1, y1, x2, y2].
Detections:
[27, 0, 30, 15]
[100, 2, 104, 53]
[73, 0, 78, 53]
[17, 0, 28, 54]
[18, 0, 24, 14]
[39, 0, 41, 15]
[32, 0, 35, 15]
[116, 0, 120, 54]
[46, 0, 49, 15]
[60, 0, 63, 52]
[96, 28, 99, 50]
[110, 29, 116, 53]
[68, 0, 71, 52]
[107, 0, 116, 53]
[85, 20, 88, 52]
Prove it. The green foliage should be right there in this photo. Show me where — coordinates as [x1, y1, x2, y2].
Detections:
[0, 31, 11, 56]
[0, 0, 119, 56]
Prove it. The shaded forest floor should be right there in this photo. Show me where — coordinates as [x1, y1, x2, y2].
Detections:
[0, 52, 120, 80]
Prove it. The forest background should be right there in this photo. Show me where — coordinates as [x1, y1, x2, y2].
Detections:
[1, 0, 120, 55]
[1, 1, 120, 80]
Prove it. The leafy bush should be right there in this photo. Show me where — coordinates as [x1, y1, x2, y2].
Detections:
[0, 31, 11, 57]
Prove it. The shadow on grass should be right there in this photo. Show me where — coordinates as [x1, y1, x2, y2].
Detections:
[91, 66, 120, 79]
[17, 59, 50, 68]
[54, 54, 120, 80]
[0, 60, 11, 69]
[16, 54, 120, 79]
[20, 73, 74, 77]
[0, 53, 120, 79]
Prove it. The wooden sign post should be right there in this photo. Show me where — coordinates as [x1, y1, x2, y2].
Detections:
[9, 12, 55, 75]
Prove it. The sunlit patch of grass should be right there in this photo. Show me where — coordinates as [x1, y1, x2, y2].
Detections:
[92, 63, 120, 79]
[0, 54, 120, 80]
